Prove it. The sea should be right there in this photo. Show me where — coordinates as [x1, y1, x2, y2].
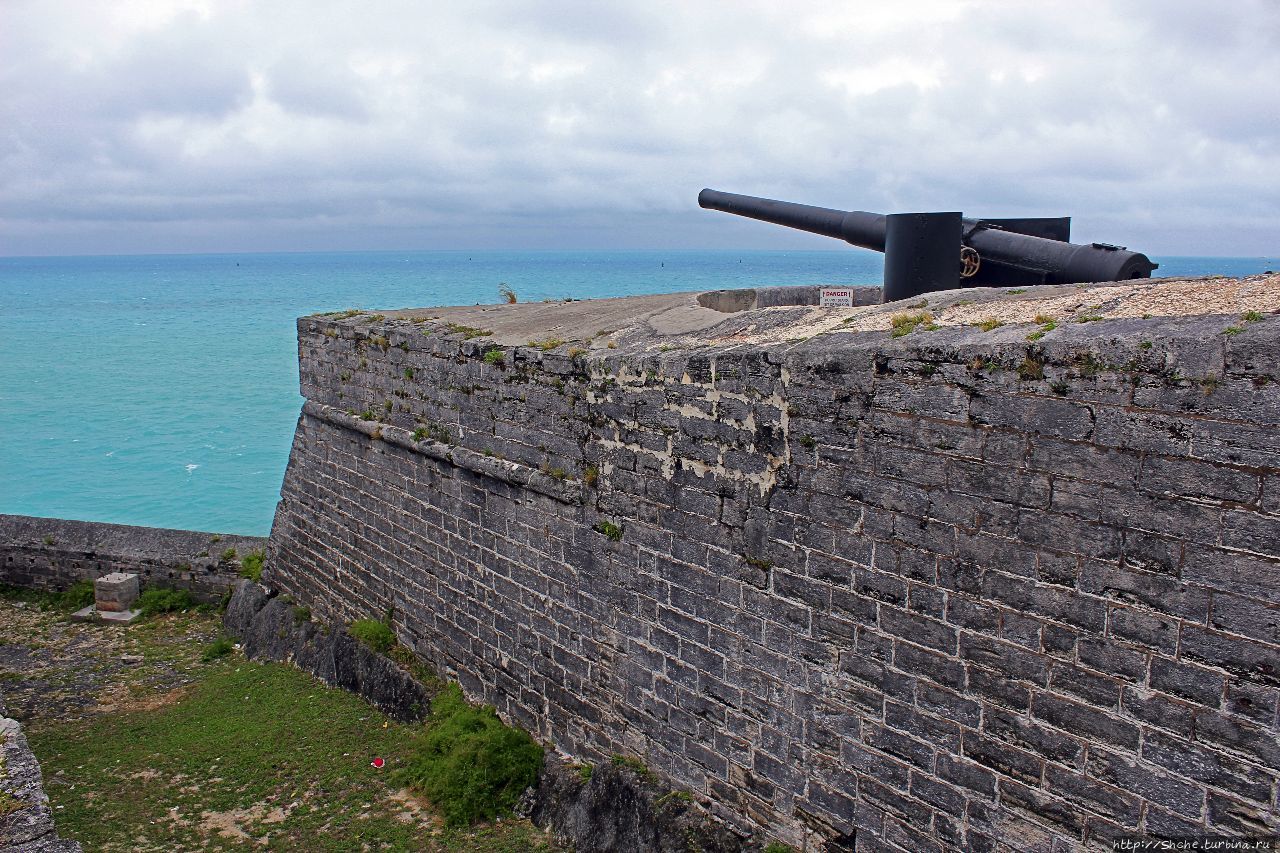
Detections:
[1, 250, 1274, 536]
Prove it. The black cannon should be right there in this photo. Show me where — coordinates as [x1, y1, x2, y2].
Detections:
[698, 188, 1157, 303]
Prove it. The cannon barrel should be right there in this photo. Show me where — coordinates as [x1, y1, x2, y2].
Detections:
[698, 188, 1157, 297]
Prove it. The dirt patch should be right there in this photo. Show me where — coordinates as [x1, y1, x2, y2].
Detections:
[0, 599, 220, 724]
[96, 683, 191, 714]
[391, 787, 440, 826]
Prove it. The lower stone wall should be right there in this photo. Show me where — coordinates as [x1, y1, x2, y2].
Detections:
[268, 289, 1280, 851]
[1, 690, 82, 852]
[0, 515, 264, 602]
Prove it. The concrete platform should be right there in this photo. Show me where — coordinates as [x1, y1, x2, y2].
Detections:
[71, 605, 142, 624]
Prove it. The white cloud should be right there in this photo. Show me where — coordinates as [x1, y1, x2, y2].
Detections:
[1, 0, 1277, 255]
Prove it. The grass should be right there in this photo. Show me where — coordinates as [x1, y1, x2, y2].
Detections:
[137, 587, 197, 617]
[7, 598, 563, 852]
[888, 311, 936, 338]
[350, 618, 396, 654]
[59, 579, 95, 610]
[0, 580, 94, 611]
[1018, 357, 1045, 381]
[396, 684, 543, 828]
[976, 318, 1004, 332]
[527, 338, 565, 352]
[27, 660, 561, 851]
[220, 547, 237, 562]
[1027, 315, 1057, 341]
[482, 349, 505, 366]
[443, 323, 493, 340]
[202, 636, 235, 661]
[609, 754, 655, 782]
[498, 283, 517, 304]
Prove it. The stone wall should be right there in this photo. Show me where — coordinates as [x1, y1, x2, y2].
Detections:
[1, 690, 82, 851]
[267, 289, 1279, 851]
[0, 515, 264, 602]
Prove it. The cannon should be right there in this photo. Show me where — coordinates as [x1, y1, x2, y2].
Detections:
[698, 188, 1157, 303]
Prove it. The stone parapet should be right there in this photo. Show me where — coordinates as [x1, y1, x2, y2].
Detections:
[0, 515, 264, 602]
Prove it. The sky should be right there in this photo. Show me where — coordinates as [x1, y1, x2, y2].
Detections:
[2, 0, 1277, 257]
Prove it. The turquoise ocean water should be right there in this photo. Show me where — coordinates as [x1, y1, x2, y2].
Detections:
[1, 250, 1273, 536]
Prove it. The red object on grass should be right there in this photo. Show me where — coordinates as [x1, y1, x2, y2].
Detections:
[371, 757, 385, 769]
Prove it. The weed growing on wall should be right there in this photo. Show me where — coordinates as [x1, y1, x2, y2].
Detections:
[593, 521, 623, 541]
[398, 683, 544, 827]
[350, 618, 396, 654]
[239, 550, 265, 582]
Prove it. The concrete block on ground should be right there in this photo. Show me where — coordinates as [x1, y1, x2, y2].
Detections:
[94, 572, 139, 612]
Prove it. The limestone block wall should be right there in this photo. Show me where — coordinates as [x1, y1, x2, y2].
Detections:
[267, 298, 1279, 851]
[0, 515, 263, 602]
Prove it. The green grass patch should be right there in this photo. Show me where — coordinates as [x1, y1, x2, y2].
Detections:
[138, 587, 197, 617]
[482, 349, 505, 366]
[26, 661, 561, 851]
[201, 636, 235, 661]
[58, 580, 95, 610]
[239, 550, 265, 582]
[976, 318, 1004, 332]
[350, 618, 396, 654]
[0, 581, 95, 612]
[444, 323, 493, 340]
[0, 788, 21, 819]
[609, 753, 655, 782]
[398, 684, 544, 827]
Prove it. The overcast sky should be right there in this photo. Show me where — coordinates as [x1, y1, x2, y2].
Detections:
[2, 0, 1277, 257]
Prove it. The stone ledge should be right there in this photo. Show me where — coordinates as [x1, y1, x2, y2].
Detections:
[305, 401, 586, 506]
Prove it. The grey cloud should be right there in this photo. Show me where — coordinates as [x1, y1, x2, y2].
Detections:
[0, 0, 1276, 257]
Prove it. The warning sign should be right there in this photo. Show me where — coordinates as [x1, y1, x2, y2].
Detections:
[819, 288, 854, 308]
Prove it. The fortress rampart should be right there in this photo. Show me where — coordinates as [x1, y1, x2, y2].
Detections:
[262, 277, 1278, 849]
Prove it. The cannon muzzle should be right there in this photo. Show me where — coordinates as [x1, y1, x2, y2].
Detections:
[698, 188, 1157, 302]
